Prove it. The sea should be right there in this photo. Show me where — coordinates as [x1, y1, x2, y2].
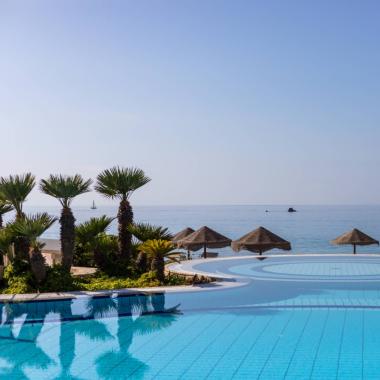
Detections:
[5, 205, 380, 255]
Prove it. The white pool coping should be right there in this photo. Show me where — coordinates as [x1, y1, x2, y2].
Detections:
[0, 282, 241, 303]
[169, 253, 380, 275]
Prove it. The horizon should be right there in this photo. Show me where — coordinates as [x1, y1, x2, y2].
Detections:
[21, 202, 380, 208]
[1, 1, 380, 205]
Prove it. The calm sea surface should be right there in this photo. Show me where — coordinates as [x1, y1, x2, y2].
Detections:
[6, 205, 380, 255]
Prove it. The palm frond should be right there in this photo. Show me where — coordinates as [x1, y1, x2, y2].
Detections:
[0, 201, 13, 216]
[0, 173, 35, 216]
[95, 166, 151, 200]
[128, 222, 172, 242]
[93, 233, 118, 252]
[11, 212, 57, 241]
[40, 174, 92, 207]
[75, 215, 114, 246]
[139, 239, 175, 258]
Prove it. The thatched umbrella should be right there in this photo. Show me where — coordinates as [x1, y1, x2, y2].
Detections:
[177, 226, 231, 258]
[172, 227, 195, 243]
[331, 228, 379, 254]
[232, 226, 291, 256]
[172, 227, 195, 259]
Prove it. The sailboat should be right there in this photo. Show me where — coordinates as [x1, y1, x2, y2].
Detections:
[91, 200, 97, 210]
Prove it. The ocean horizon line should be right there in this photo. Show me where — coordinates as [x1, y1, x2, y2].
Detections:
[23, 203, 380, 208]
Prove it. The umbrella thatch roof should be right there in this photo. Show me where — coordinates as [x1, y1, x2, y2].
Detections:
[177, 226, 231, 251]
[172, 227, 195, 243]
[232, 226, 291, 254]
[332, 229, 379, 246]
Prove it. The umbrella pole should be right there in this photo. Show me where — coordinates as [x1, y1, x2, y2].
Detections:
[353, 244, 356, 255]
[204, 244, 207, 259]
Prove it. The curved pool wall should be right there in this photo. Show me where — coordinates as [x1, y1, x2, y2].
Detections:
[167, 255, 380, 310]
[3, 255, 380, 379]
[191, 255, 380, 282]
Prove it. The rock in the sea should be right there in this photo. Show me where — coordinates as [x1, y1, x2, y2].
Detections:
[288, 207, 297, 213]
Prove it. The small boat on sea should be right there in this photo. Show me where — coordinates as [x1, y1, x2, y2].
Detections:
[91, 200, 97, 210]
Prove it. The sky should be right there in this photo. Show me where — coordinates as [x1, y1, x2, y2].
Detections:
[1, 0, 380, 206]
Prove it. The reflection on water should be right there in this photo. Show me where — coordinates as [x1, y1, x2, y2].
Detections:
[0, 294, 180, 379]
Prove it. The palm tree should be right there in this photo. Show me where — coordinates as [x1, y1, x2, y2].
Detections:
[40, 174, 92, 270]
[93, 234, 118, 272]
[75, 215, 114, 268]
[128, 222, 172, 273]
[0, 200, 13, 229]
[0, 173, 36, 259]
[0, 228, 13, 266]
[0, 173, 35, 218]
[75, 215, 114, 251]
[12, 213, 57, 283]
[128, 222, 172, 242]
[139, 239, 178, 283]
[95, 167, 151, 262]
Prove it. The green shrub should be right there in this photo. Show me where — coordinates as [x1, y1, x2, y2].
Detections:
[41, 265, 80, 292]
[136, 271, 161, 286]
[6, 259, 30, 276]
[3, 276, 33, 294]
[164, 273, 188, 286]
[73, 246, 94, 267]
[1, 265, 188, 294]
[3, 264, 34, 294]
[78, 271, 161, 291]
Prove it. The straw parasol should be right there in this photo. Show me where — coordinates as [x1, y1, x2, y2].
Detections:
[232, 226, 291, 256]
[172, 227, 195, 243]
[331, 228, 379, 254]
[172, 227, 195, 260]
[177, 226, 231, 258]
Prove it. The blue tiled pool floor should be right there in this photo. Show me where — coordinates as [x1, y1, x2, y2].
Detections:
[2, 256, 380, 379]
[1, 308, 378, 379]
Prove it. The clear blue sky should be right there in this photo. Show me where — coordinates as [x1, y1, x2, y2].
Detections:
[1, 0, 380, 206]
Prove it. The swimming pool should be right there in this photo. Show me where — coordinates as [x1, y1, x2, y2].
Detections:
[2, 255, 380, 379]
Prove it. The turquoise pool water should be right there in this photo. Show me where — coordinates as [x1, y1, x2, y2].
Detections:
[2, 256, 380, 379]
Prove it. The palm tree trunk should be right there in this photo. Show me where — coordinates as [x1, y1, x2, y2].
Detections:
[94, 244, 107, 271]
[136, 251, 148, 273]
[30, 247, 47, 284]
[14, 213, 30, 261]
[60, 206, 75, 270]
[118, 198, 133, 260]
[14, 237, 30, 261]
[151, 254, 164, 283]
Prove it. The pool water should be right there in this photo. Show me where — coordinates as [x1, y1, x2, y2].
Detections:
[2, 256, 380, 379]
[228, 258, 380, 281]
